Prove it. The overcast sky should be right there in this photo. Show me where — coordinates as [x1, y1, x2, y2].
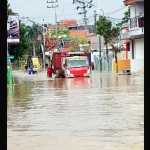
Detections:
[8, 0, 128, 26]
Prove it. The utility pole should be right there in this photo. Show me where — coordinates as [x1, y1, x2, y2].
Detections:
[97, 1, 102, 72]
[73, 0, 93, 37]
[94, 10, 102, 72]
[94, 10, 96, 34]
[47, 0, 58, 66]
[83, 2, 87, 37]
[47, 0, 58, 40]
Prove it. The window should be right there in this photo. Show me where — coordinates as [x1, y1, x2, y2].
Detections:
[68, 59, 89, 67]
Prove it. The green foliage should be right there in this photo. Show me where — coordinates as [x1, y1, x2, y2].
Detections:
[49, 29, 70, 38]
[68, 36, 88, 51]
[26, 24, 43, 56]
[26, 25, 39, 42]
[116, 7, 130, 27]
[12, 23, 32, 60]
[7, 3, 33, 60]
[7, 1, 13, 14]
[112, 44, 124, 73]
[96, 16, 120, 45]
[96, 15, 121, 72]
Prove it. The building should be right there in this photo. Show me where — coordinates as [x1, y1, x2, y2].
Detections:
[120, 0, 144, 72]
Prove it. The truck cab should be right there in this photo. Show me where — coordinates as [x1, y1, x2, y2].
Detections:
[63, 56, 91, 78]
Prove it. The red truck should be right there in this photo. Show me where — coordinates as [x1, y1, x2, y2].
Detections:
[52, 48, 91, 78]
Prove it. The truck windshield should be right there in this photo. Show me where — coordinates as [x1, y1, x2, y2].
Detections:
[68, 59, 89, 67]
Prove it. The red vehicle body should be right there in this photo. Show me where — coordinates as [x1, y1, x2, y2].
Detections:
[52, 49, 91, 78]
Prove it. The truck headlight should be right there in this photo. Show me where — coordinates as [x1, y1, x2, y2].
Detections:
[87, 68, 91, 74]
[66, 69, 70, 75]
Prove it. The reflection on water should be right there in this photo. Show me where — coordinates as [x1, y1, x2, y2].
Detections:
[7, 70, 144, 150]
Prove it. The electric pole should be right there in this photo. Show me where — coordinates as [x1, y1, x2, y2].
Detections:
[73, 0, 93, 37]
[47, 0, 58, 53]
[47, 0, 58, 35]
[94, 10, 96, 34]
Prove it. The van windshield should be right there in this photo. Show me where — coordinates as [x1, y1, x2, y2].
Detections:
[68, 58, 89, 67]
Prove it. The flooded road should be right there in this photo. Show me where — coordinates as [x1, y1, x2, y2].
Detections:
[7, 70, 144, 150]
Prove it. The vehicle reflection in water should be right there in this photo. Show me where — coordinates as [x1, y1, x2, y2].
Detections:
[66, 77, 91, 90]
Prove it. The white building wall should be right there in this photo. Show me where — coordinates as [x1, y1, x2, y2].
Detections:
[130, 2, 144, 17]
[135, 2, 144, 16]
[131, 59, 144, 72]
[130, 38, 144, 72]
[130, 3, 136, 17]
[135, 38, 144, 59]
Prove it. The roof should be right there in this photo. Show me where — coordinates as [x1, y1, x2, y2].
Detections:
[123, 0, 143, 5]
[60, 20, 77, 28]
[69, 30, 90, 41]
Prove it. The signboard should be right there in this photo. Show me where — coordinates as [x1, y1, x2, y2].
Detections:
[7, 14, 20, 44]
[68, 57, 86, 61]
[7, 55, 14, 59]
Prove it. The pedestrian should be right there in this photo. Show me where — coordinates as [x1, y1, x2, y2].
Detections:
[25, 61, 28, 70]
[47, 66, 53, 77]
[28, 67, 34, 74]
[90, 62, 94, 70]
[55, 68, 65, 78]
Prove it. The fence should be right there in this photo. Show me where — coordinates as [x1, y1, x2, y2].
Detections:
[93, 53, 114, 71]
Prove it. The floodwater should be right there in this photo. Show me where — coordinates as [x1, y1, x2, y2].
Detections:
[7, 70, 144, 150]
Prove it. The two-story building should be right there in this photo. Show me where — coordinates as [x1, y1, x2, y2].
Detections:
[120, 0, 144, 72]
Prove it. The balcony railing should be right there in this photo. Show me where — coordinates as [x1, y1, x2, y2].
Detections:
[130, 16, 144, 29]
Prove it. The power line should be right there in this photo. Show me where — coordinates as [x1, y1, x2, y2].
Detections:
[30, 13, 78, 19]
[38, 7, 48, 17]
[33, 2, 47, 17]
[107, 17, 123, 20]
[105, 7, 126, 15]
[93, 0, 98, 5]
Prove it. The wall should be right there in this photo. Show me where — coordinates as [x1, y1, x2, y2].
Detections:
[130, 59, 144, 72]
[69, 30, 90, 41]
[91, 52, 102, 64]
[112, 59, 130, 72]
[135, 38, 144, 59]
[130, 2, 144, 17]
[135, 2, 144, 16]
[117, 51, 126, 60]
[130, 3, 136, 17]
[129, 37, 144, 72]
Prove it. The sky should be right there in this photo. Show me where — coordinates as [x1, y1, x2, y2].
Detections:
[8, 0, 128, 26]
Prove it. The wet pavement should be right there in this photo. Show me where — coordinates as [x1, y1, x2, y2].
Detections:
[7, 70, 144, 150]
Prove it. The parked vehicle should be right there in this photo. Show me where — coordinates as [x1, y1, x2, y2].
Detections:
[52, 49, 91, 78]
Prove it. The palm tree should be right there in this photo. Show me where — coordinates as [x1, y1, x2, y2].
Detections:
[26, 24, 43, 57]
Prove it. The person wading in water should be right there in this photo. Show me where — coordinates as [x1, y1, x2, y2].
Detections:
[47, 65, 53, 77]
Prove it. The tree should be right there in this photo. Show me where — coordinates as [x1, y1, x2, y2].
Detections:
[96, 16, 120, 72]
[68, 36, 89, 51]
[49, 28, 70, 38]
[26, 24, 43, 57]
[7, 1, 13, 14]
[116, 6, 130, 27]
[110, 39, 124, 73]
